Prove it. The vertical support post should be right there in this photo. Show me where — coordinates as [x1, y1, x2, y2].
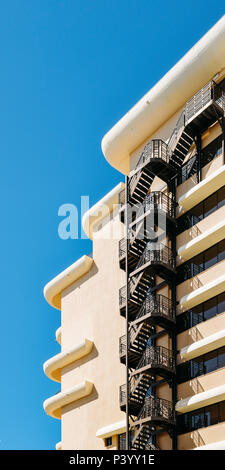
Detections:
[170, 177, 177, 451]
[222, 116, 225, 166]
[125, 175, 130, 451]
[196, 132, 202, 183]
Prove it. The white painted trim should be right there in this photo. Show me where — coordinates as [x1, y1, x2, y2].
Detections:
[101, 16, 225, 174]
[96, 420, 126, 439]
[44, 255, 93, 310]
[180, 329, 225, 361]
[180, 271, 225, 311]
[55, 441, 62, 450]
[43, 381, 93, 419]
[82, 182, 125, 240]
[43, 339, 93, 382]
[178, 219, 225, 262]
[178, 165, 225, 210]
[193, 440, 225, 450]
[176, 384, 225, 414]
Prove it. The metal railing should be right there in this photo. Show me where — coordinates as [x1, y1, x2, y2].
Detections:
[135, 293, 175, 323]
[134, 191, 176, 222]
[136, 396, 176, 424]
[134, 242, 175, 272]
[130, 139, 171, 177]
[119, 334, 127, 356]
[136, 345, 176, 372]
[119, 285, 127, 308]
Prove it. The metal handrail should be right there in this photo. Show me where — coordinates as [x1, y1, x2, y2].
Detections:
[135, 293, 175, 322]
[136, 345, 176, 372]
[136, 396, 175, 423]
[134, 242, 175, 272]
[134, 191, 176, 222]
[119, 189, 125, 207]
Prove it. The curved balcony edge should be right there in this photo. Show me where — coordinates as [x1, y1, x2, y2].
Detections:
[179, 271, 225, 312]
[82, 182, 125, 239]
[44, 255, 93, 310]
[178, 164, 225, 212]
[56, 441, 62, 450]
[176, 383, 225, 414]
[43, 380, 93, 419]
[43, 339, 94, 382]
[96, 420, 126, 439]
[56, 327, 61, 345]
[177, 217, 225, 265]
[180, 328, 225, 362]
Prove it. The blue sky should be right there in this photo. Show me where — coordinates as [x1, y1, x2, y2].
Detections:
[0, 1, 224, 450]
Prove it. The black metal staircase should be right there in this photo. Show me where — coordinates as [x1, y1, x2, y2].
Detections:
[118, 78, 225, 450]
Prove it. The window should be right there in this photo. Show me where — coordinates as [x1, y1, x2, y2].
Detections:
[204, 297, 217, 321]
[177, 185, 225, 235]
[105, 437, 112, 447]
[177, 400, 225, 434]
[177, 346, 225, 384]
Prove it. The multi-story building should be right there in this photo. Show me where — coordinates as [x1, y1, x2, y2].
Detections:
[43, 16, 225, 450]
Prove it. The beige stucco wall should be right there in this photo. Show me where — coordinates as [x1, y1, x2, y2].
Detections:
[60, 212, 126, 450]
[178, 367, 225, 401]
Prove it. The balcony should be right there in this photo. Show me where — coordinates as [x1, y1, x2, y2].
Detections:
[129, 140, 180, 205]
[132, 293, 176, 328]
[169, 80, 225, 166]
[131, 396, 176, 429]
[130, 242, 176, 282]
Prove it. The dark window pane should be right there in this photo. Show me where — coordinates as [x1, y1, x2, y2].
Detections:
[218, 240, 225, 263]
[205, 404, 219, 426]
[218, 292, 225, 314]
[218, 187, 225, 209]
[219, 402, 225, 423]
[192, 202, 203, 221]
[204, 193, 217, 218]
[204, 298, 217, 320]
[218, 346, 225, 369]
[204, 350, 218, 374]
[204, 245, 218, 270]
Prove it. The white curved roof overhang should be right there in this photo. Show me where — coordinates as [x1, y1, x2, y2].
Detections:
[82, 182, 125, 239]
[43, 339, 93, 382]
[101, 15, 225, 175]
[43, 381, 93, 419]
[44, 255, 93, 310]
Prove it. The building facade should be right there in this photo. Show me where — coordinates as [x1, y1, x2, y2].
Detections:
[43, 16, 225, 450]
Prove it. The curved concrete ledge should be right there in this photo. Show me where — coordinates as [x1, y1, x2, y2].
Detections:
[56, 441, 62, 450]
[178, 218, 225, 263]
[176, 384, 225, 414]
[82, 182, 125, 239]
[96, 420, 126, 439]
[180, 272, 225, 311]
[180, 329, 225, 361]
[43, 339, 93, 382]
[56, 327, 61, 345]
[193, 440, 225, 450]
[43, 380, 93, 419]
[44, 255, 93, 310]
[101, 16, 225, 174]
[178, 164, 225, 212]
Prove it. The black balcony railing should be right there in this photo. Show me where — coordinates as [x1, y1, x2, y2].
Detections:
[130, 140, 172, 179]
[119, 334, 126, 356]
[136, 345, 176, 373]
[134, 242, 175, 273]
[136, 396, 176, 425]
[132, 191, 176, 222]
[135, 293, 175, 323]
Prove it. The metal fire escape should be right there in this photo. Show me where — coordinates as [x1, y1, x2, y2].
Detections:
[118, 80, 225, 450]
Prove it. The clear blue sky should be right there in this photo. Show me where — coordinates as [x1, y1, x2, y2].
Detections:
[0, 0, 224, 450]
